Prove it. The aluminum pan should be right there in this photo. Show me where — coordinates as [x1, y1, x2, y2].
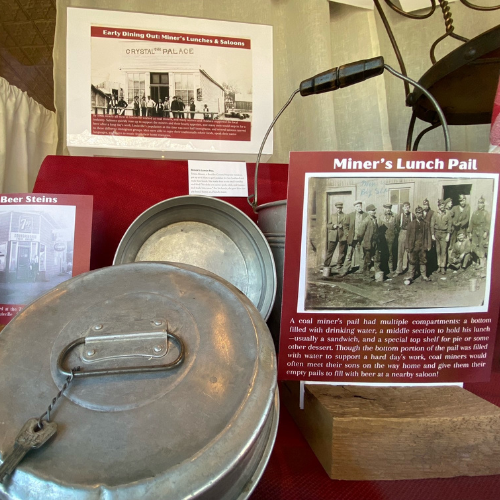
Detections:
[113, 195, 277, 321]
[0, 262, 277, 500]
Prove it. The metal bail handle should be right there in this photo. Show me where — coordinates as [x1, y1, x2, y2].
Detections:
[57, 331, 185, 378]
[248, 88, 300, 213]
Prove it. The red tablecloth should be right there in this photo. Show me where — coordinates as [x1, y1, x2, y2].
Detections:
[34, 155, 500, 500]
[34, 156, 288, 270]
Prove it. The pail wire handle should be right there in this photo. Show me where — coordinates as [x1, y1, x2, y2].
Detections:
[248, 61, 450, 213]
[248, 89, 300, 213]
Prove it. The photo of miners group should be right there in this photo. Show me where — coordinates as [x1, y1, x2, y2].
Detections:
[305, 176, 495, 309]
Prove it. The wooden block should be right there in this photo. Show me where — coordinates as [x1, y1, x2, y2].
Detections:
[281, 381, 500, 480]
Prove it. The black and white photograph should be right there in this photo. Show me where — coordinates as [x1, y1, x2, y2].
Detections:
[90, 30, 253, 122]
[0, 205, 76, 306]
[300, 175, 497, 311]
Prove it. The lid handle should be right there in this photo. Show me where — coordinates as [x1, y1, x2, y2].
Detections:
[57, 331, 185, 378]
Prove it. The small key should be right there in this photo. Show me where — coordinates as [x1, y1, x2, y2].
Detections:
[0, 418, 57, 484]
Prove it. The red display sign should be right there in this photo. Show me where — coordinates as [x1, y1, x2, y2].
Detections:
[91, 26, 251, 49]
[0, 194, 92, 325]
[91, 115, 251, 141]
[278, 151, 500, 383]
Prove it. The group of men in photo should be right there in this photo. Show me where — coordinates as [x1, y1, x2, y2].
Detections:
[323, 195, 491, 283]
[108, 95, 198, 118]
[105, 95, 128, 115]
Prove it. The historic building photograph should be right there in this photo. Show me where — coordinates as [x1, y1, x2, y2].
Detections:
[90, 33, 252, 121]
[0, 206, 76, 305]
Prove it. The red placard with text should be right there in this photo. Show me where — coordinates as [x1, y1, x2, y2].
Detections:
[0, 194, 92, 324]
[278, 152, 500, 383]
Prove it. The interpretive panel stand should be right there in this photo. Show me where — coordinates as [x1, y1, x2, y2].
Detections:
[276, 152, 500, 479]
[279, 152, 500, 384]
[282, 381, 500, 480]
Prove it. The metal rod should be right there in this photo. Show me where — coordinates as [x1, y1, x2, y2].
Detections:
[248, 88, 300, 212]
[430, 0, 469, 64]
[460, 0, 500, 10]
[373, 0, 410, 97]
[432, 32, 470, 65]
[413, 123, 440, 150]
[383, 0, 437, 19]
[406, 110, 417, 151]
[384, 63, 451, 151]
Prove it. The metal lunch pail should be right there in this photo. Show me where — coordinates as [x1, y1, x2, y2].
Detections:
[255, 200, 287, 349]
[0, 262, 278, 500]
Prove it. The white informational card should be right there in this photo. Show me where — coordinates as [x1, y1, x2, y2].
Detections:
[188, 161, 248, 197]
[66, 8, 273, 161]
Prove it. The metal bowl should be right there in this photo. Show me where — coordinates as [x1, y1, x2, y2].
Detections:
[113, 196, 276, 321]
